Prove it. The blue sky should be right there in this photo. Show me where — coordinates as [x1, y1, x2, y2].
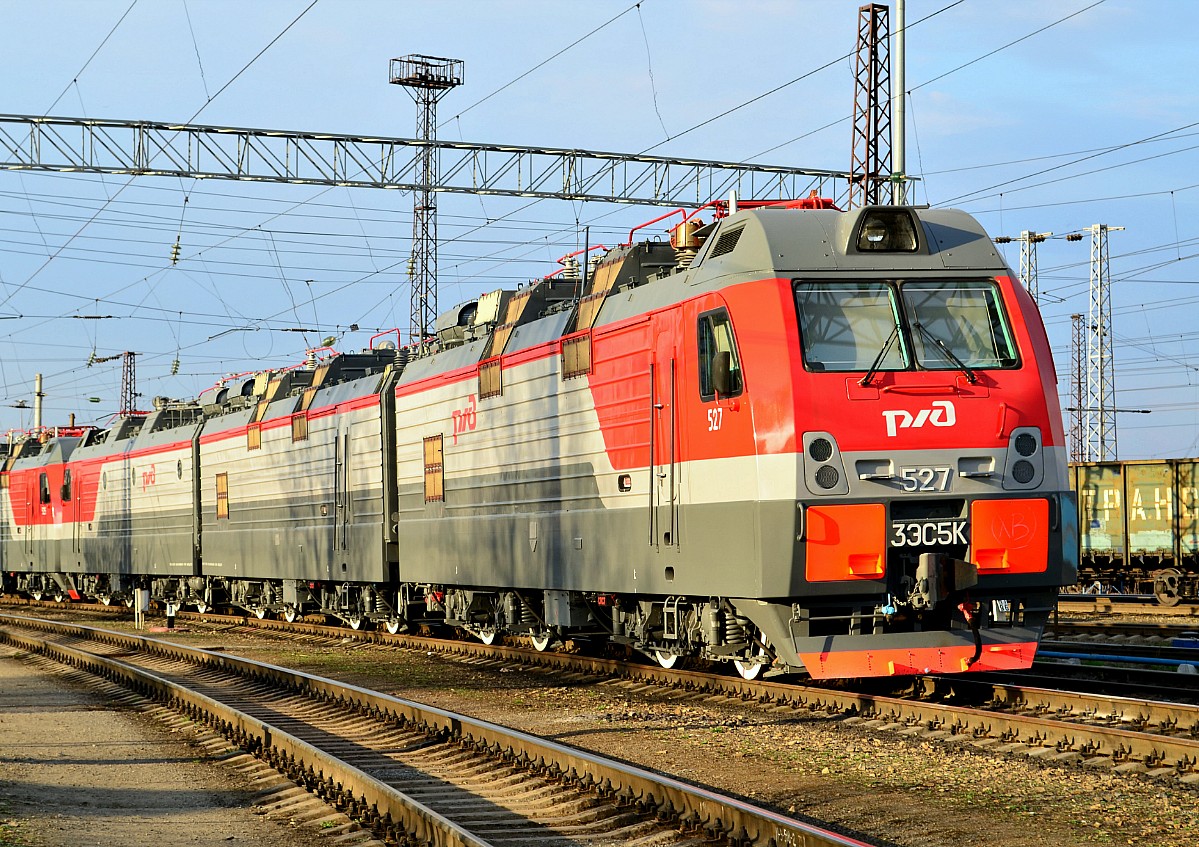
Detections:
[0, 0, 1196, 460]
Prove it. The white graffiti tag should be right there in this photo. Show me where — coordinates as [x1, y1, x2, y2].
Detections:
[882, 400, 956, 438]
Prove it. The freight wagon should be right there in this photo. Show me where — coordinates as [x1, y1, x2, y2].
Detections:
[1070, 459, 1199, 604]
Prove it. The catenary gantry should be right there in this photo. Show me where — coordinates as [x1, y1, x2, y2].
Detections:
[0, 114, 850, 207]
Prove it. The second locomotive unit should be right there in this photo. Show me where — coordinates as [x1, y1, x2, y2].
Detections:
[1, 200, 1078, 679]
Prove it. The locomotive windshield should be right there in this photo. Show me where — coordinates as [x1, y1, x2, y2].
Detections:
[794, 279, 1018, 373]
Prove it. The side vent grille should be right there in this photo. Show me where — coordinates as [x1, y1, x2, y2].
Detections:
[708, 226, 744, 259]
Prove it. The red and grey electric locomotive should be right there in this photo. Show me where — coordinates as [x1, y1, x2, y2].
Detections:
[0, 200, 1078, 679]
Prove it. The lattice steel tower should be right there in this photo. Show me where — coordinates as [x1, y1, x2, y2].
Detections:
[1069, 313, 1085, 462]
[1084, 224, 1123, 461]
[1019, 230, 1051, 304]
[120, 351, 139, 417]
[849, 3, 892, 208]
[390, 54, 464, 341]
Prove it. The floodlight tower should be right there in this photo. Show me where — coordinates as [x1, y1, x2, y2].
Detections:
[390, 54, 464, 341]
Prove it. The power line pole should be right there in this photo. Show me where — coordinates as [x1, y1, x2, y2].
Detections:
[891, 0, 907, 204]
[1084, 223, 1123, 461]
[390, 55, 464, 342]
[849, 3, 891, 208]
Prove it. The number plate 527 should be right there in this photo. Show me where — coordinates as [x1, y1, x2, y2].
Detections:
[898, 466, 951, 491]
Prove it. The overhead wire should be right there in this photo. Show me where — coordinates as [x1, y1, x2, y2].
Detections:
[0, 0, 322, 311]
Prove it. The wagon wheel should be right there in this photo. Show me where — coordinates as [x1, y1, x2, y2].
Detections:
[1154, 569, 1183, 607]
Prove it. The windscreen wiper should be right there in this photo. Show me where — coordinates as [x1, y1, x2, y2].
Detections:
[859, 324, 899, 387]
[913, 322, 977, 384]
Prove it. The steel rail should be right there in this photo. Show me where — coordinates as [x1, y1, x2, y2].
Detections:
[0, 613, 872, 847]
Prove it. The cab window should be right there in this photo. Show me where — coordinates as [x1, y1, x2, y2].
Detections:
[900, 281, 1018, 369]
[697, 309, 743, 401]
[795, 281, 906, 372]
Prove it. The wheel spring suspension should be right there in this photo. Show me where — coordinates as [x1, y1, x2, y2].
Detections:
[520, 602, 538, 629]
[724, 615, 749, 648]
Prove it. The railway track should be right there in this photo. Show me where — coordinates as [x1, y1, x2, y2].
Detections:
[7, 599, 1199, 787]
[1056, 598, 1199, 617]
[1046, 619, 1199, 642]
[0, 612, 875, 847]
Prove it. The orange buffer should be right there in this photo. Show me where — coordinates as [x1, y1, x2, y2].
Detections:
[798, 641, 1037, 679]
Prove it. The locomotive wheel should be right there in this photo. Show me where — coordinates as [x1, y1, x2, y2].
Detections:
[283, 605, 298, 623]
[1154, 569, 1183, 607]
[53, 594, 65, 603]
[384, 618, 403, 635]
[194, 602, 209, 614]
[473, 628, 498, 646]
[253, 607, 269, 620]
[124, 596, 134, 608]
[31, 592, 43, 601]
[347, 615, 367, 631]
[733, 655, 766, 680]
[733, 632, 772, 681]
[652, 649, 679, 669]
[99, 595, 112, 606]
[530, 631, 554, 652]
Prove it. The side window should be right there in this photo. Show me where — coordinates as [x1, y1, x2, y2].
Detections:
[697, 308, 744, 401]
[479, 358, 502, 399]
[62, 468, 72, 502]
[39, 472, 51, 504]
[423, 435, 444, 503]
[215, 472, 229, 519]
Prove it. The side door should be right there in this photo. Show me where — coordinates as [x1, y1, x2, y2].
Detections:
[333, 418, 351, 556]
[64, 465, 81, 559]
[651, 309, 682, 551]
